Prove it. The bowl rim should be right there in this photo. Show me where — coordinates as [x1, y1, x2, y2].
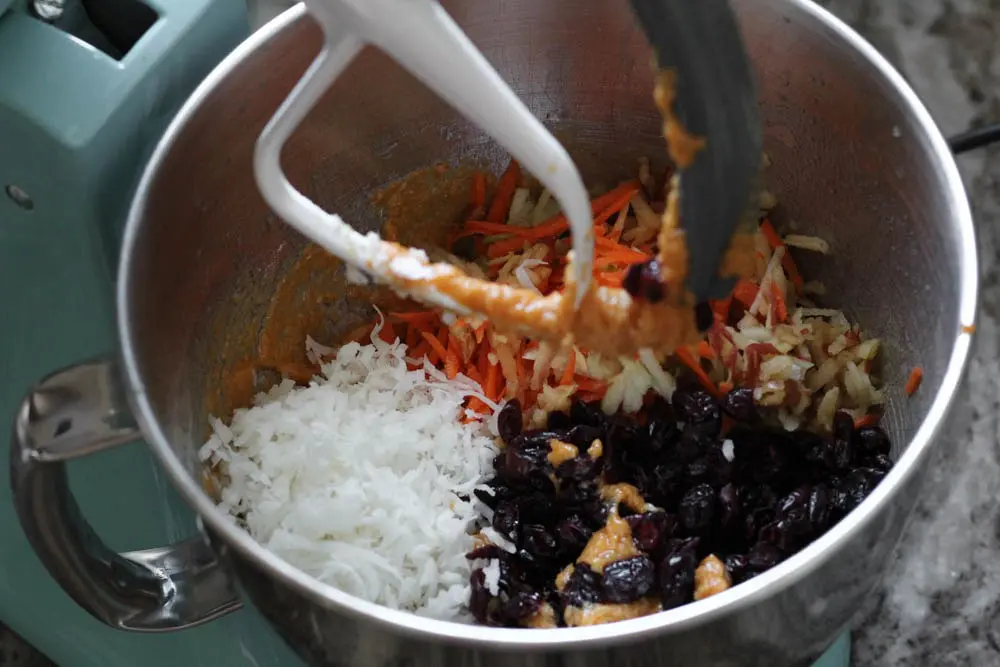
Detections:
[117, 0, 978, 650]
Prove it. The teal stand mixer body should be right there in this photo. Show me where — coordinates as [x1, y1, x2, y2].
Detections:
[0, 1, 852, 664]
[0, 0, 303, 664]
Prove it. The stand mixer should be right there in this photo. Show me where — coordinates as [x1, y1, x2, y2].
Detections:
[0, 1, 852, 665]
[0, 1, 301, 665]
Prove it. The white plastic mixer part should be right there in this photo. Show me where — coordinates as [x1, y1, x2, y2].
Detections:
[253, 0, 594, 315]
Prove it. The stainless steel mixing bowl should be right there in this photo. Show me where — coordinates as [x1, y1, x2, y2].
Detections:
[11, 1, 977, 665]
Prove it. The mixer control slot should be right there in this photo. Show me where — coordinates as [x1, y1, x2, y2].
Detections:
[30, 0, 158, 60]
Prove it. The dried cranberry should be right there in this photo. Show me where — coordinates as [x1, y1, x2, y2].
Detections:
[553, 456, 593, 484]
[767, 486, 812, 548]
[841, 468, 875, 513]
[829, 482, 849, 519]
[647, 395, 676, 421]
[627, 511, 676, 556]
[686, 456, 713, 485]
[864, 454, 893, 474]
[520, 524, 560, 560]
[647, 417, 680, 453]
[514, 429, 564, 448]
[788, 429, 826, 458]
[832, 411, 855, 443]
[672, 389, 722, 436]
[856, 426, 892, 456]
[493, 501, 520, 538]
[561, 564, 603, 607]
[513, 550, 558, 586]
[606, 415, 642, 447]
[778, 486, 811, 517]
[807, 484, 832, 532]
[503, 443, 548, 480]
[746, 541, 784, 577]
[623, 259, 666, 302]
[566, 424, 605, 450]
[466, 544, 504, 561]
[547, 410, 572, 430]
[752, 443, 792, 485]
[744, 509, 776, 543]
[728, 425, 769, 463]
[469, 569, 491, 624]
[514, 491, 560, 526]
[679, 484, 717, 534]
[582, 497, 611, 528]
[498, 590, 543, 625]
[498, 400, 523, 444]
[724, 553, 749, 584]
[832, 437, 854, 470]
[805, 439, 835, 470]
[644, 461, 685, 506]
[722, 388, 757, 422]
[767, 516, 810, 551]
[475, 486, 501, 509]
[602, 555, 657, 603]
[856, 465, 887, 489]
[570, 399, 605, 427]
[717, 484, 742, 531]
[659, 538, 699, 609]
[670, 429, 701, 463]
[555, 515, 593, 554]
[740, 484, 777, 515]
[695, 442, 733, 486]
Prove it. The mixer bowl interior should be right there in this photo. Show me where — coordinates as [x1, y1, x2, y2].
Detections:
[118, 0, 972, 656]
[126, 0, 961, 469]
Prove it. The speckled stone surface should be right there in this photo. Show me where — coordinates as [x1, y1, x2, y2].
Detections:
[0, 627, 51, 667]
[810, 1, 1000, 666]
[3, 0, 1000, 665]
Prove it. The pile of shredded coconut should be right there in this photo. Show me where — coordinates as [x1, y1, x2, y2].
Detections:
[199, 326, 498, 619]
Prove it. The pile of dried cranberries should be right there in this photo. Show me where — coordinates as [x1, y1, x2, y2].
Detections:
[468, 383, 893, 628]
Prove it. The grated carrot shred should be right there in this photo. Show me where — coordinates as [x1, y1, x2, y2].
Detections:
[378, 321, 397, 344]
[409, 340, 432, 361]
[467, 396, 489, 414]
[732, 279, 759, 307]
[486, 236, 526, 259]
[512, 181, 641, 240]
[420, 331, 448, 365]
[854, 413, 880, 429]
[464, 220, 521, 236]
[676, 346, 718, 397]
[471, 172, 487, 209]
[905, 367, 924, 396]
[485, 363, 501, 402]
[769, 281, 788, 323]
[445, 350, 460, 380]
[486, 160, 521, 223]
[608, 201, 630, 242]
[390, 311, 439, 326]
[559, 350, 577, 385]
[760, 219, 804, 289]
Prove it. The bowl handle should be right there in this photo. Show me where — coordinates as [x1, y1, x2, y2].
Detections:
[9, 357, 242, 632]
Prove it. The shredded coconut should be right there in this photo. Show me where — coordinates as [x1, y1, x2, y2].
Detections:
[199, 333, 498, 619]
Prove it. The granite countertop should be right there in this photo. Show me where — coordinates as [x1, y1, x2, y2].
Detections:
[816, 1, 1000, 665]
[3, 0, 1000, 665]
